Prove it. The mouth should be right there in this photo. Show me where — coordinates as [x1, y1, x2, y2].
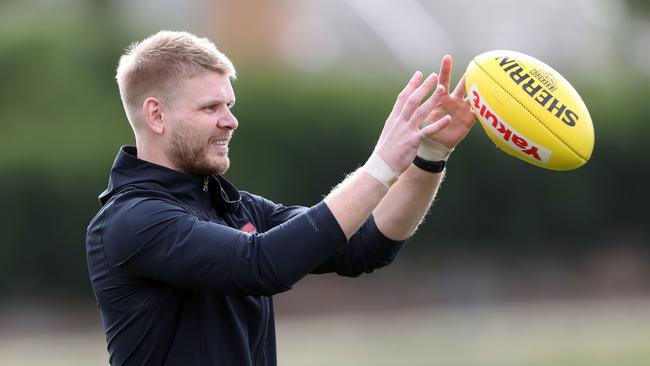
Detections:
[210, 137, 230, 147]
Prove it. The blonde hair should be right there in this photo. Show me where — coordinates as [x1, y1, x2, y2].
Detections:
[116, 30, 236, 131]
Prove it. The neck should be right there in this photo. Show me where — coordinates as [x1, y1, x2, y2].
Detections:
[135, 139, 184, 174]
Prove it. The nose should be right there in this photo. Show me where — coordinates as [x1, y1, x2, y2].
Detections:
[218, 109, 238, 130]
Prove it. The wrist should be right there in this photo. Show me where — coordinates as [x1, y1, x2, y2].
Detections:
[413, 156, 446, 173]
[363, 152, 400, 188]
[414, 138, 453, 174]
[417, 138, 454, 162]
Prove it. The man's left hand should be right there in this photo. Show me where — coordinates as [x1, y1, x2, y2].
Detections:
[423, 55, 477, 149]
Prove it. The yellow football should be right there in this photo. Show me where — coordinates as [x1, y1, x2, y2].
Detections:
[465, 50, 594, 170]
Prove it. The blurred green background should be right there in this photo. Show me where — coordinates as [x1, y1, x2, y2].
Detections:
[1, 0, 649, 365]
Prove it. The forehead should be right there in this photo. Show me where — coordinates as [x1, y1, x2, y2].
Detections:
[173, 71, 235, 104]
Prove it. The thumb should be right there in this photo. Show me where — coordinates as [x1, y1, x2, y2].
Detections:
[420, 115, 451, 139]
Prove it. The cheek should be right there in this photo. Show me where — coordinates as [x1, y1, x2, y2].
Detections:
[169, 123, 197, 149]
[176, 118, 204, 138]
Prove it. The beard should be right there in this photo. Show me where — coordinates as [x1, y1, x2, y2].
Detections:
[168, 122, 232, 176]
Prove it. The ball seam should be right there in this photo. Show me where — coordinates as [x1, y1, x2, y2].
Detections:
[473, 60, 587, 162]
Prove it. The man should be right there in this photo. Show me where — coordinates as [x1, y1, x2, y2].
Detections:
[86, 30, 475, 365]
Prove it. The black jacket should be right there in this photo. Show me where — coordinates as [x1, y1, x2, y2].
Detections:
[86, 146, 404, 365]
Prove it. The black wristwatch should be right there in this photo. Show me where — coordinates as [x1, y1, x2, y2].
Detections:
[413, 156, 446, 173]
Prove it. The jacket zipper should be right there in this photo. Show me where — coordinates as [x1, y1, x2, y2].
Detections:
[203, 175, 267, 363]
[203, 176, 209, 192]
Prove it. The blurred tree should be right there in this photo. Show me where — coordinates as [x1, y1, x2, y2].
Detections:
[0, 5, 648, 298]
[624, 0, 650, 15]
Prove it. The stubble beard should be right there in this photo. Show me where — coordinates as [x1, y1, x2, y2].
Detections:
[168, 123, 231, 176]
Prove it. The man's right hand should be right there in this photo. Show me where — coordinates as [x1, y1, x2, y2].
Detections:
[373, 71, 452, 175]
[324, 72, 452, 239]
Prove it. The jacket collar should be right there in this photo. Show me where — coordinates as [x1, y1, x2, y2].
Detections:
[99, 146, 241, 213]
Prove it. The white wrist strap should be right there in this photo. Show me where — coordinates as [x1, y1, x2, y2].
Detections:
[417, 138, 454, 162]
[364, 152, 399, 188]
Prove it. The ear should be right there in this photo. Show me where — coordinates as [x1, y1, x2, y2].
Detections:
[142, 97, 165, 135]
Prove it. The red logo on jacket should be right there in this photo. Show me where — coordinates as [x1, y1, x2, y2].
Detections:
[240, 223, 257, 234]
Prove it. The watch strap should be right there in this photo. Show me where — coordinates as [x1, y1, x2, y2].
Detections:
[413, 156, 446, 173]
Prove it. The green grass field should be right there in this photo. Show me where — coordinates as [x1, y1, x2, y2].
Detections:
[1, 298, 649, 365]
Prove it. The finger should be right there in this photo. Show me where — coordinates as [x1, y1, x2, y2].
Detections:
[411, 84, 447, 126]
[400, 72, 438, 121]
[452, 73, 467, 98]
[438, 55, 453, 92]
[420, 114, 452, 138]
[390, 71, 424, 117]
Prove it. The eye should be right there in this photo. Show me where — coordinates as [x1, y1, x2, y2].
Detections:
[205, 104, 217, 113]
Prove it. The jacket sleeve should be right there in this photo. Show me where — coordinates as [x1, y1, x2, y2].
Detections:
[100, 191, 346, 296]
[253, 194, 405, 277]
[310, 215, 405, 276]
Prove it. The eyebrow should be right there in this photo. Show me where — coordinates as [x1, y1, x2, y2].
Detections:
[199, 98, 236, 109]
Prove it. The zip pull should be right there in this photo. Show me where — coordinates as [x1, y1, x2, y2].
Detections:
[203, 177, 209, 192]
